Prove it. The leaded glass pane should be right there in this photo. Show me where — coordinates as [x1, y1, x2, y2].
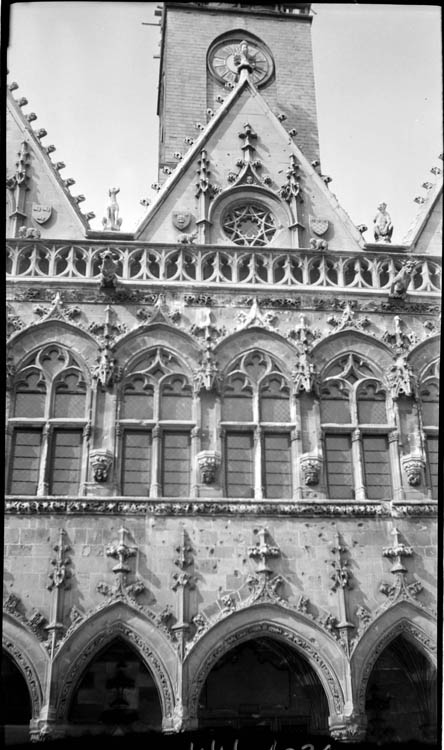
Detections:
[320, 384, 350, 423]
[426, 436, 439, 499]
[50, 429, 82, 495]
[9, 429, 42, 494]
[160, 377, 192, 420]
[225, 432, 254, 498]
[263, 433, 291, 499]
[260, 377, 290, 422]
[162, 431, 190, 497]
[362, 435, 392, 500]
[357, 383, 387, 424]
[420, 384, 439, 427]
[53, 374, 86, 418]
[325, 434, 353, 499]
[14, 372, 46, 418]
[122, 378, 154, 420]
[122, 430, 151, 496]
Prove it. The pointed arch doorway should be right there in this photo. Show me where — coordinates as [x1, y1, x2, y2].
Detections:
[197, 635, 329, 734]
[365, 634, 437, 744]
[1, 650, 33, 744]
[67, 638, 162, 736]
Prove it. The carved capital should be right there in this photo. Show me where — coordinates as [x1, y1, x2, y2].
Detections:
[196, 450, 221, 484]
[89, 450, 113, 483]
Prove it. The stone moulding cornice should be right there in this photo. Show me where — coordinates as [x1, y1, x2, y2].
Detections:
[4, 499, 438, 517]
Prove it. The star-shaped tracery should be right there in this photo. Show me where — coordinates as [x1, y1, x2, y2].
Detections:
[223, 203, 277, 246]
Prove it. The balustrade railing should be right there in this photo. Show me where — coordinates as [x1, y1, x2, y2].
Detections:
[6, 240, 441, 294]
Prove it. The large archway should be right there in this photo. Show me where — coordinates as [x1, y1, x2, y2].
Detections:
[66, 638, 163, 736]
[1, 650, 32, 744]
[365, 634, 437, 744]
[197, 635, 329, 734]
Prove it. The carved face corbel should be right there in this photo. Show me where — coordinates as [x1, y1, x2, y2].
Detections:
[89, 450, 113, 482]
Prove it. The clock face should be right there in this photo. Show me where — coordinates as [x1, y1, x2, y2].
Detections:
[209, 39, 273, 88]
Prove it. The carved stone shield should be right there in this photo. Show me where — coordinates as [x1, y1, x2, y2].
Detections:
[309, 215, 329, 236]
[32, 203, 52, 224]
[172, 210, 192, 230]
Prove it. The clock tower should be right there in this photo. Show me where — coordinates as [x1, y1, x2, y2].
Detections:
[156, 3, 319, 181]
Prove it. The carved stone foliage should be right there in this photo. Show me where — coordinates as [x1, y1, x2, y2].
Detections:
[278, 153, 301, 203]
[196, 450, 221, 484]
[299, 454, 322, 485]
[3, 592, 47, 641]
[5, 499, 439, 517]
[401, 453, 425, 486]
[195, 149, 220, 200]
[388, 355, 416, 399]
[56, 621, 174, 721]
[235, 297, 277, 331]
[97, 527, 145, 601]
[382, 315, 418, 354]
[47, 529, 71, 591]
[33, 291, 81, 325]
[193, 347, 222, 394]
[327, 301, 371, 333]
[135, 294, 181, 328]
[89, 450, 113, 482]
[379, 527, 425, 611]
[6, 303, 25, 338]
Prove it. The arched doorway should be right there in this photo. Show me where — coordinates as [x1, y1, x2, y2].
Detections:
[365, 634, 437, 744]
[197, 636, 329, 734]
[1, 650, 32, 744]
[67, 638, 162, 736]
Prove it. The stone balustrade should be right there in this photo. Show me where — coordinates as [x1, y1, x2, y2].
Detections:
[6, 240, 441, 294]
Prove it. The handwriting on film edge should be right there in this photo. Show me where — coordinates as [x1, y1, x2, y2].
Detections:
[189, 742, 332, 750]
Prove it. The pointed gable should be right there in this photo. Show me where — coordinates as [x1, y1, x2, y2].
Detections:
[134, 76, 364, 251]
[6, 88, 93, 239]
[401, 170, 443, 255]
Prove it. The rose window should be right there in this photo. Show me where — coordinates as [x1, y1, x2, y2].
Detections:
[222, 203, 277, 246]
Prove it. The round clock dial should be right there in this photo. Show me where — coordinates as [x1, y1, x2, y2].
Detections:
[209, 39, 273, 88]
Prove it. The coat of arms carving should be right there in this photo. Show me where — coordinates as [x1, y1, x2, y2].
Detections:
[32, 203, 52, 224]
[309, 215, 329, 236]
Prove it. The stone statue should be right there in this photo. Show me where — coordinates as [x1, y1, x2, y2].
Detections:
[389, 260, 416, 299]
[102, 187, 122, 231]
[373, 202, 393, 243]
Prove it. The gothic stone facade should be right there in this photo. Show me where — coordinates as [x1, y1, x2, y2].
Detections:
[4, 3, 440, 745]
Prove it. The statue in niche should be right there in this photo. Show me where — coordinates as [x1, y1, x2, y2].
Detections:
[373, 202, 393, 243]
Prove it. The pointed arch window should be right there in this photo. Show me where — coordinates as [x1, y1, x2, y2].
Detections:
[320, 354, 393, 501]
[7, 345, 89, 496]
[118, 348, 194, 498]
[221, 350, 294, 499]
[419, 361, 439, 499]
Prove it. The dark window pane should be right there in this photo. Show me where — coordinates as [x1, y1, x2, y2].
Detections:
[50, 429, 82, 495]
[226, 432, 254, 498]
[9, 429, 42, 494]
[222, 376, 253, 421]
[426, 436, 439, 499]
[122, 431, 151, 496]
[325, 434, 353, 499]
[162, 431, 190, 497]
[263, 433, 291, 499]
[362, 435, 392, 500]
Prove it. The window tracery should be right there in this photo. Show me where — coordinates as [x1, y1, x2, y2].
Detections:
[222, 203, 277, 246]
[7, 345, 88, 496]
[320, 355, 393, 501]
[118, 348, 194, 497]
[418, 360, 439, 498]
[221, 351, 293, 498]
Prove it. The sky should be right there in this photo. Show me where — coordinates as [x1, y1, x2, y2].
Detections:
[6, 2, 442, 241]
